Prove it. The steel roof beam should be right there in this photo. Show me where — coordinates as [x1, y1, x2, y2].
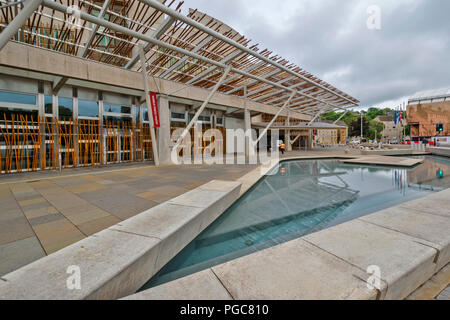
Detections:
[0, 0, 42, 51]
[185, 50, 243, 85]
[80, 0, 111, 58]
[265, 85, 315, 104]
[42, 0, 350, 113]
[226, 69, 285, 95]
[284, 93, 336, 108]
[246, 75, 300, 98]
[140, 0, 358, 106]
[160, 35, 213, 78]
[125, 16, 176, 69]
[220, 61, 274, 91]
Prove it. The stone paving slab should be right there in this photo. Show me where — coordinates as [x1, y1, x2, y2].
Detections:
[128, 238, 381, 300]
[341, 156, 424, 167]
[123, 269, 233, 300]
[212, 237, 380, 300]
[304, 219, 438, 300]
[0, 237, 45, 276]
[0, 229, 161, 300]
[360, 207, 450, 270]
[407, 263, 450, 300]
[135, 237, 379, 300]
[0, 180, 242, 300]
[399, 188, 450, 218]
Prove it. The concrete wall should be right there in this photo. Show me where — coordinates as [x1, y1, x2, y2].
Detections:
[408, 102, 450, 138]
[225, 117, 246, 154]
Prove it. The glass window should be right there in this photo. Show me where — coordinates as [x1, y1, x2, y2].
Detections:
[135, 106, 140, 123]
[171, 121, 186, 127]
[104, 104, 131, 114]
[199, 115, 211, 122]
[216, 117, 224, 125]
[44, 95, 53, 114]
[0, 90, 36, 105]
[103, 115, 132, 126]
[0, 108, 38, 121]
[143, 108, 149, 122]
[171, 112, 186, 121]
[78, 99, 99, 117]
[58, 97, 73, 119]
[188, 114, 210, 123]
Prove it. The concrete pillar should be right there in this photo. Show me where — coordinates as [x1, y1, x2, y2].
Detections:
[158, 95, 171, 164]
[244, 87, 251, 161]
[73, 92, 79, 167]
[308, 130, 313, 150]
[285, 112, 292, 152]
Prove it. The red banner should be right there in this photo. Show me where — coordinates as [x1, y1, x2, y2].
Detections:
[149, 92, 160, 128]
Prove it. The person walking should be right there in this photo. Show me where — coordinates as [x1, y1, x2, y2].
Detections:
[280, 141, 286, 155]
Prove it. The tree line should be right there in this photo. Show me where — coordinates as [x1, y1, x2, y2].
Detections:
[321, 107, 407, 141]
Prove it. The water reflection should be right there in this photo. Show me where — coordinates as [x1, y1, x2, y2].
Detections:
[142, 156, 450, 290]
[407, 156, 450, 191]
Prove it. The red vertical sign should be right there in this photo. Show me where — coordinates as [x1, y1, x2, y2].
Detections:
[149, 92, 160, 127]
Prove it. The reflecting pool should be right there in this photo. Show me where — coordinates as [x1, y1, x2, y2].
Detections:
[141, 155, 450, 290]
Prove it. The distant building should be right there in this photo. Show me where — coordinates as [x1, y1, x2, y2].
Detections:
[407, 88, 450, 143]
[316, 121, 348, 146]
[374, 115, 406, 143]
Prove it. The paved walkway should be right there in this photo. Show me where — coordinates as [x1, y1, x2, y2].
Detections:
[0, 161, 262, 276]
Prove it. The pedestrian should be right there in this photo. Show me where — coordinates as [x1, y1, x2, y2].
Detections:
[280, 141, 286, 155]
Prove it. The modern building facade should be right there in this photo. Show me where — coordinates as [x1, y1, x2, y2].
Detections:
[0, 0, 359, 175]
[407, 87, 450, 143]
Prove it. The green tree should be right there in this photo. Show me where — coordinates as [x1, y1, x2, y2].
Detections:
[321, 111, 358, 128]
[349, 117, 370, 138]
[368, 120, 385, 140]
[365, 107, 394, 121]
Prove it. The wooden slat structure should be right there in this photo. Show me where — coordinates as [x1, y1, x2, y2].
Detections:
[0, 112, 153, 174]
[0, 0, 359, 115]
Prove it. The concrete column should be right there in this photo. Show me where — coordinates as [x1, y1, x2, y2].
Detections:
[37, 93, 46, 170]
[73, 95, 79, 167]
[308, 129, 313, 150]
[52, 95, 59, 169]
[285, 112, 292, 152]
[157, 95, 171, 164]
[244, 87, 251, 161]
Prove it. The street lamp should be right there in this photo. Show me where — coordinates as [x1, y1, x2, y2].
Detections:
[360, 110, 365, 141]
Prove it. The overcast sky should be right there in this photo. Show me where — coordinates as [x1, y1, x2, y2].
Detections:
[181, 0, 450, 110]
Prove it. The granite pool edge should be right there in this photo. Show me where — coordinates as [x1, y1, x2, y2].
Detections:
[124, 157, 450, 300]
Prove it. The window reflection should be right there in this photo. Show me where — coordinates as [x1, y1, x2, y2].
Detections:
[78, 99, 99, 117]
[104, 104, 131, 114]
[44, 95, 52, 114]
[0, 91, 36, 105]
[58, 97, 73, 120]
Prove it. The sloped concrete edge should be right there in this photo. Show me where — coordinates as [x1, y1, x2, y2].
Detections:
[428, 147, 450, 158]
[0, 180, 242, 300]
[126, 188, 450, 300]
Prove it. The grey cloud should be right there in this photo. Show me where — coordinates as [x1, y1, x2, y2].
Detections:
[183, 0, 450, 107]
